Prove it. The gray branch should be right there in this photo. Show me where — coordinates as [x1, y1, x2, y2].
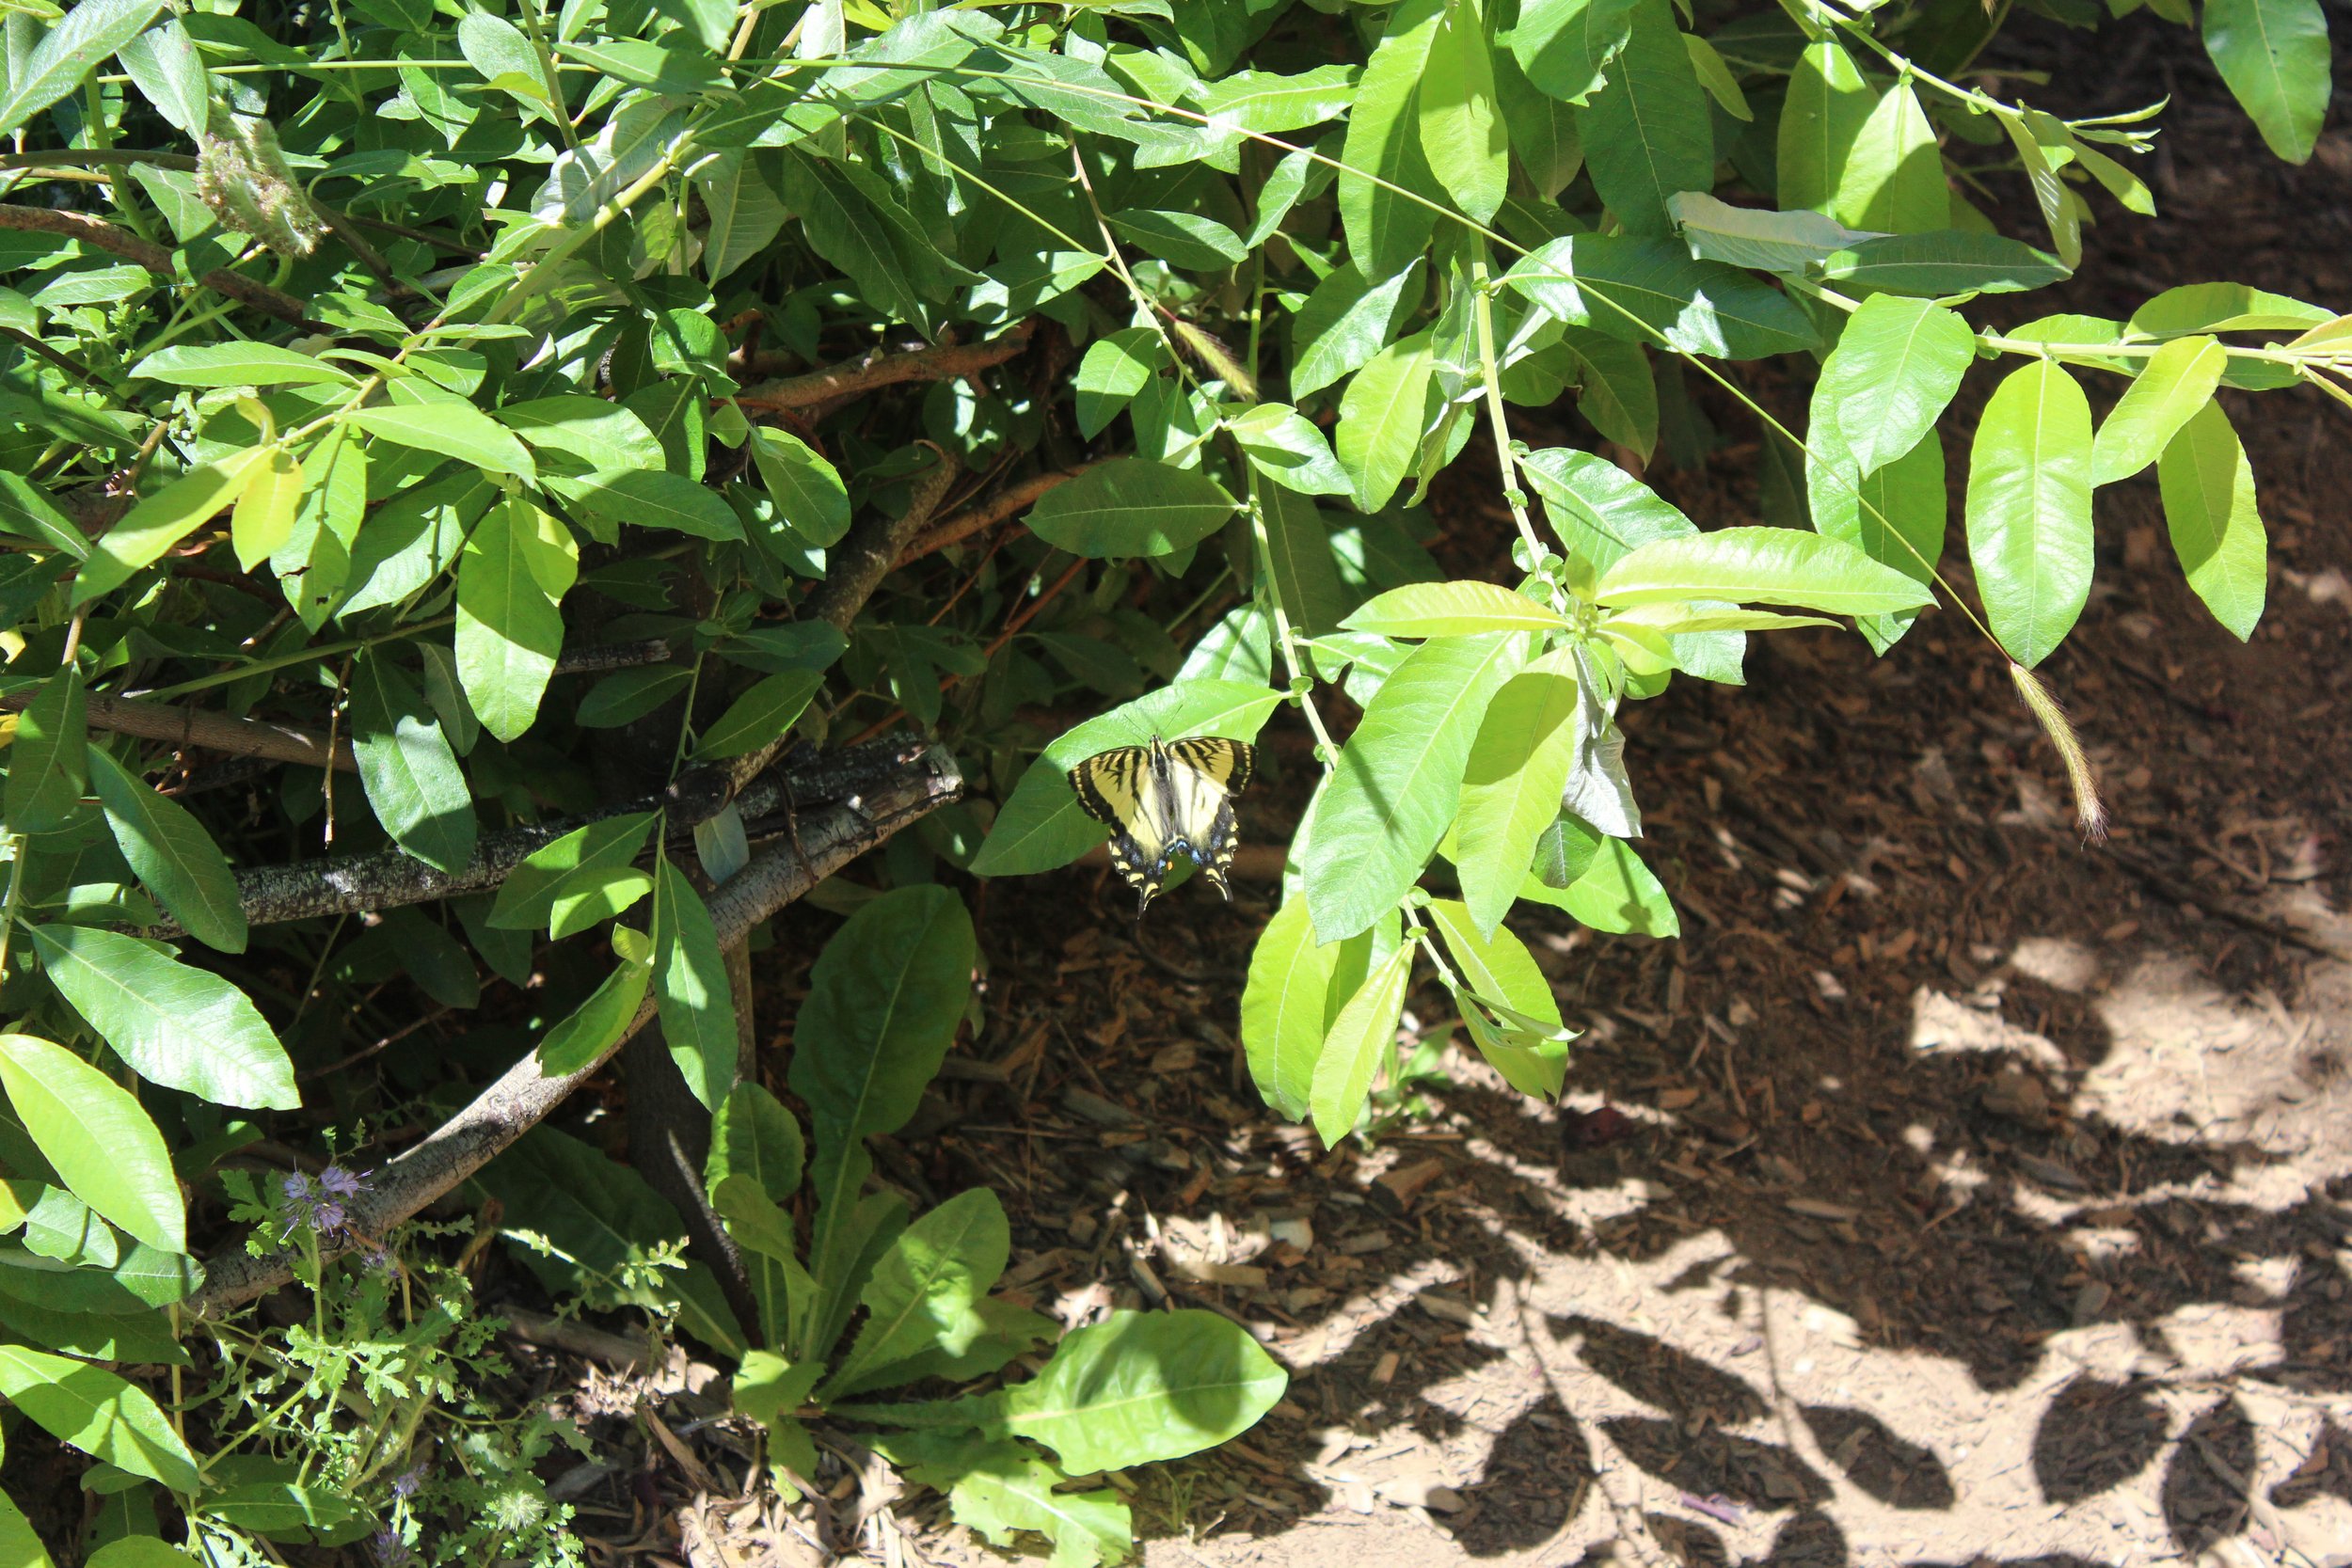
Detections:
[186, 744, 964, 1317]
[151, 738, 935, 937]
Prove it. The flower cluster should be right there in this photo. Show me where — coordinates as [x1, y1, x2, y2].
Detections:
[279, 1164, 367, 1246]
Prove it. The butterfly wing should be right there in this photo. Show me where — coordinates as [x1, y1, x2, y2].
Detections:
[1165, 736, 1253, 796]
[1069, 746, 1170, 915]
[1161, 737, 1252, 902]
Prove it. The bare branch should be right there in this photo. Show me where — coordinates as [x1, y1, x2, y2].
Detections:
[733, 323, 1033, 411]
[0, 205, 316, 328]
[185, 745, 964, 1317]
[0, 687, 358, 772]
[896, 462, 1103, 565]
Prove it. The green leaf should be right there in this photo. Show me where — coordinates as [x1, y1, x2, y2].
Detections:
[1804, 420, 1947, 652]
[1106, 208, 1247, 271]
[1577, 0, 1711, 234]
[562, 468, 743, 541]
[932, 1442, 1131, 1568]
[1506, 0, 1635, 105]
[972, 680, 1284, 877]
[128, 343, 353, 388]
[2090, 335, 2229, 485]
[2203, 0, 2331, 164]
[1521, 446, 1694, 571]
[1595, 526, 1934, 614]
[1820, 231, 2071, 295]
[1336, 330, 1438, 513]
[0, 473, 91, 561]
[1304, 632, 1529, 941]
[1340, 0, 1446, 277]
[1553, 329, 1658, 460]
[791, 885, 975, 1360]
[1292, 260, 1423, 400]
[1842, 76, 1947, 232]
[348, 404, 536, 479]
[0, 1034, 182, 1254]
[777, 153, 937, 325]
[1074, 328, 1161, 439]
[1561, 836, 1677, 935]
[1454, 661, 1582, 934]
[72, 451, 264, 605]
[1024, 459, 1237, 559]
[1777, 37, 1874, 216]
[2127, 282, 2332, 338]
[1683, 32, 1752, 121]
[0, 0, 167, 139]
[26, 924, 295, 1110]
[489, 812, 657, 933]
[497, 396, 664, 473]
[2158, 400, 2267, 641]
[114, 15, 209, 137]
[749, 429, 851, 547]
[823, 1188, 1009, 1399]
[455, 496, 569, 744]
[1240, 897, 1340, 1122]
[1666, 192, 1874, 276]
[1310, 942, 1413, 1144]
[1004, 1309, 1288, 1471]
[653, 858, 737, 1112]
[6, 665, 87, 836]
[1342, 580, 1566, 638]
[692, 671, 822, 762]
[1258, 483, 1347, 639]
[87, 749, 245, 954]
[0, 1344, 199, 1494]
[1964, 358, 2093, 667]
[1424, 901, 1570, 1096]
[230, 445, 302, 573]
[0, 1485, 54, 1568]
[696, 149, 788, 282]
[533, 939, 654, 1078]
[1418, 0, 1506, 224]
[1506, 235, 1821, 359]
[707, 1081, 804, 1206]
[1230, 404, 1352, 498]
[349, 652, 476, 874]
[1815, 293, 1977, 479]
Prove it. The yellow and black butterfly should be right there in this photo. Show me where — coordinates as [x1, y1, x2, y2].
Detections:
[1067, 735, 1254, 920]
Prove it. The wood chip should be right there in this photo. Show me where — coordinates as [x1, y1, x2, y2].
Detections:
[1416, 1291, 1480, 1326]
[1785, 1198, 1861, 1221]
[1374, 1158, 1446, 1209]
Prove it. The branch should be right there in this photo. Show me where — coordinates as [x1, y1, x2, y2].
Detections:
[144, 738, 932, 937]
[732, 323, 1033, 411]
[0, 688, 357, 772]
[0, 206, 316, 328]
[895, 462, 1101, 565]
[185, 745, 964, 1317]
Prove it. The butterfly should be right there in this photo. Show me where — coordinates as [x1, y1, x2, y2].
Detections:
[1067, 734, 1255, 920]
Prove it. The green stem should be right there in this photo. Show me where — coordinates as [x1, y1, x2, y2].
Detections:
[0, 835, 30, 984]
[141, 614, 456, 701]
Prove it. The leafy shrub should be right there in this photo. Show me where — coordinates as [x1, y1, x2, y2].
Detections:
[0, 0, 2338, 1559]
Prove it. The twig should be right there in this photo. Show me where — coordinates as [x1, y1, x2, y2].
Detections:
[0, 686, 358, 771]
[552, 636, 679, 674]
[2, 325, 103, 387]
[185, 746, 964, 1316]
[894, 462, 1100, 565]
[498, 1305, 652, 1372]
[142, 737, 928, 936]
[732, 324, 1033, 412]
[0, 205, 316, 327]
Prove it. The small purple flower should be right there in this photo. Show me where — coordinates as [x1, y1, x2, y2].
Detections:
[391, 1465, 425, 1499]
[359, 1243, 398, 1275]
[321, 1164, 366, 1198]
[369, 1527, 412, 1567]
[280, 1171, 314, 1204]
[314, 1200, 347, 1234]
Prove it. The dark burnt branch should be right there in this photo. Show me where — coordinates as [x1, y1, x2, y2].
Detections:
[146, 738, 933, 937]
[0, 687, 358, 772]
[185, 745, 964, 1318]
[733, 323, 1033, 411]
[0, 206, 316, 328]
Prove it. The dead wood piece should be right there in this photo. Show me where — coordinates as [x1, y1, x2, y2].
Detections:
[185, 745, 963, 1317]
